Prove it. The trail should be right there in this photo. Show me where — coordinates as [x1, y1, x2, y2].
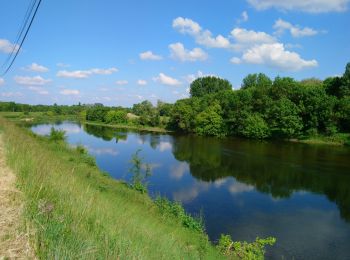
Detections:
[0, 134, 34, 259]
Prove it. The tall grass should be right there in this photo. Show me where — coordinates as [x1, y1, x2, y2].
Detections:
[1, 117, 222, 259]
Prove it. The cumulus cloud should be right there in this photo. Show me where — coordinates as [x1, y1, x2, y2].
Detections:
[231, 28, 276, 48]
[185, 71, 217, 83]
[25, 63, 49, 72]
[169, 42, 208, 62]
[60, 89, 80, 95]
[57, 67, 118, 78]
[139, 51, 163, 60]
[246, 0, 350, 13]
[1, 92, 23, 97]
[173, 17, 231, 48]
[0, 78, 4, 86]
[14, 75, 52, 86]
[273, 19, 319, 37]
[153, 73, 181, 86]
[230, 57, 242, 64]
[28, 86, 49, 95]
[237, 11, 249, 24]
[115, 80, 128, 85]
[0, 39, 19, 53]
[238, 43, 318, 71]
[137, 79, 147, 86]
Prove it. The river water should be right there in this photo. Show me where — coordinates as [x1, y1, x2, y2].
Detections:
[31, 122, 350, 259]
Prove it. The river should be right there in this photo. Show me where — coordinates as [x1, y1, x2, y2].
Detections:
[31, 121, 350, 259]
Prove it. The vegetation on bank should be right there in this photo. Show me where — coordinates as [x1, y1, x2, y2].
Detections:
[0, 116, 275, 259]
[1, 62, 349, 144]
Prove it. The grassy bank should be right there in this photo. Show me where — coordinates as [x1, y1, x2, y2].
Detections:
[289, 133, 350, 146]
[1, 116, 224, 259]
[0, 111, 170, 134]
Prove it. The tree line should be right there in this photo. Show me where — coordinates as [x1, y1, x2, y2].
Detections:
[1, 62, 349, 139]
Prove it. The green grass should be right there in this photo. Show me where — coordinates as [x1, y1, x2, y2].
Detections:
[1, 116, 223, 259]
[290, 133, 350, 146]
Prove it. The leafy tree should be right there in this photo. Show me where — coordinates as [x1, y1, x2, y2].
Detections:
[242, 73, 272, 89]
[240, 113, 270, 139]
[195, 102, 225, 137]
[190, 76, 232, 98]
[268, 98, 303, 138]
[86, 105, 109, 122]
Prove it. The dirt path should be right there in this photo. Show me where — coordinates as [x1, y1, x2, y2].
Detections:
[0, 134, 35, 259]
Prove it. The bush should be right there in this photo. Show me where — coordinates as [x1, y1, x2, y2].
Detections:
[217, 234, 276, 259]
[155, 196, 204, 233]
[49, 127, 66, 141]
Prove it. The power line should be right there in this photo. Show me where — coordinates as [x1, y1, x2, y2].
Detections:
[1, 0, 37, 70]
[1, 0, 42, 76]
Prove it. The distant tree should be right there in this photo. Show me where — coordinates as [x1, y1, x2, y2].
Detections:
[190, 76, 232, 98]
[242, 73, 272, 89]
[104, 110, 127, 124]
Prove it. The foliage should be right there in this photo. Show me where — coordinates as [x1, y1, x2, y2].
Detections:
[217, 234, 276, 259]
[128, 149, 152, 193]
[190, 76, 232, 97]
[240, 114, 270, 139]
[195, 102, 226, 137]
[155, 196, 204, 233]
[104, 109, 127, 124]
[49, 127, 66, 141]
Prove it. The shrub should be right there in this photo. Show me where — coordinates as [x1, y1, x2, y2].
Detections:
[155, 196, 204, 233]
[49, 127, 66, 141]
[217, 234, 276, 259]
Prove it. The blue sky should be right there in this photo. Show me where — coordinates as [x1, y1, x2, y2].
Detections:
[0, 0, 349, 106]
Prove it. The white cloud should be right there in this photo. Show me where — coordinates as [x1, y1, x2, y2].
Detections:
[237, 11, 249, 24]
[28, 86, 49, 95]
[57, 67, 118, 78]
[60, 89, 80, 95]
[242, 11, 249, 22]
[230, 57, 242, 64]
[184, 70, 217, 83]
[0, 78, 4, 86]
[231, 28, 276, 46]
[169, 42, 208, 62]
[56, 62, 70, 68]
[25, 63, 49, 72]
[247, 0, 350, 13]
[115, 80, 128, 85]
[273, 19, 319, 37]
[153, 73, 181, 86]
[1, 92, 23, 97]
[173, 17, 231, 49]
[238, 43, 318, 71]
[137, 79, 147, 86]
[14, 75, 52, 86]
[0, 39, 19, 53]
[139, 51, 163, 60]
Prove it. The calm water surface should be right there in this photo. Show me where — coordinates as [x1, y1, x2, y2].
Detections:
[31, 122, 350, 259]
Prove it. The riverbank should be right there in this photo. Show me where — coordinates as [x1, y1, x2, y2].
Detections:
[0, 116, 226, 259]
[3, 111, 347, 147]
[0, 133, 34, 258]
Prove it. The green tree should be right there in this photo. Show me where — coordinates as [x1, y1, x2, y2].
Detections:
[195, 102, 225, 137]
[240, 113, 270, 139]
[190, 76, 232, 98]
[242, 73, 272, 90]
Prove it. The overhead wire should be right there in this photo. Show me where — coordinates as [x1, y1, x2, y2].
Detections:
[1, 0, 37, 70]
[1, 0, 42, 76]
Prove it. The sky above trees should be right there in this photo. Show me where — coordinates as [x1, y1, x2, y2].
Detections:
[0, 0, 349, 106]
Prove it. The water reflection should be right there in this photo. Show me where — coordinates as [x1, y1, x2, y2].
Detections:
[172, 135, 350, 222]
